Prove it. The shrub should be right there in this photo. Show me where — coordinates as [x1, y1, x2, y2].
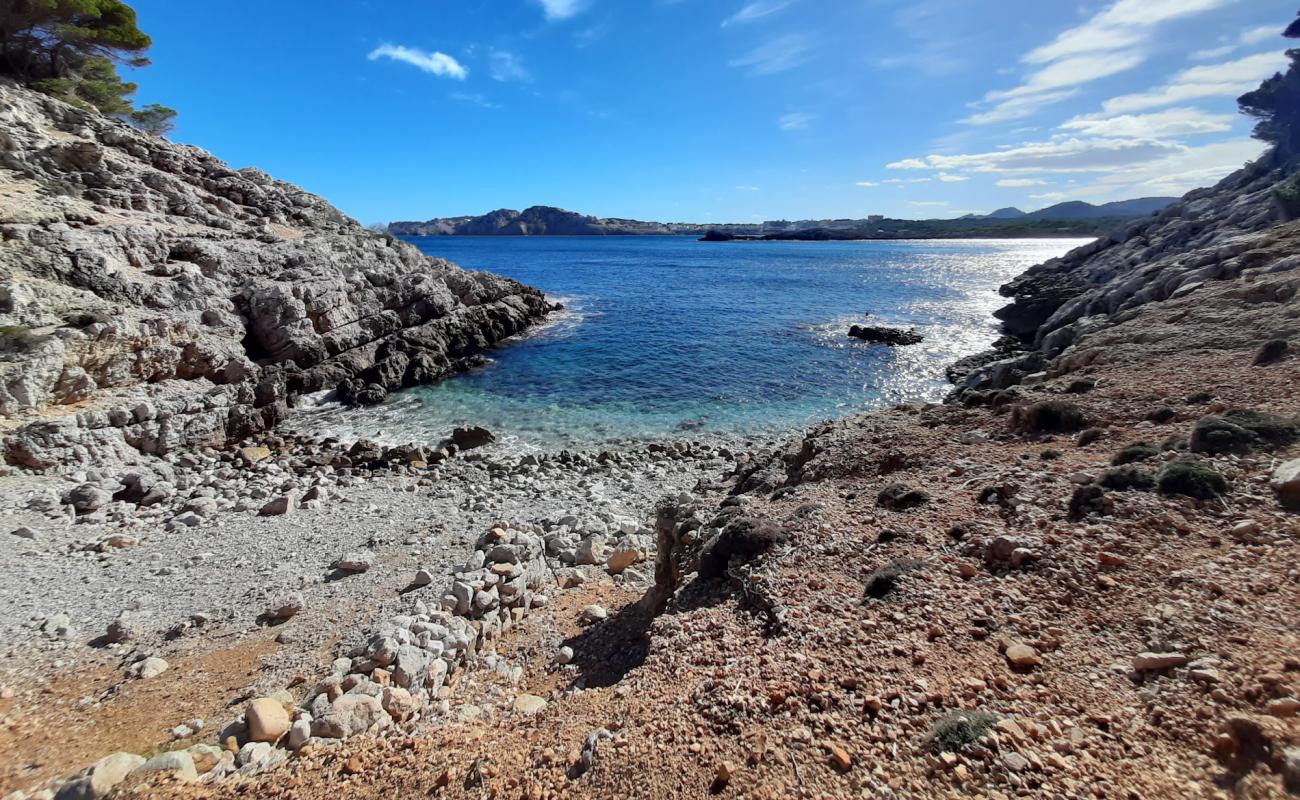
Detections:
[863, 559, 925, 600]
[1190, 410, 1300, 455]
[1077, 427, 1105, 447]
[1158, 461, 1229, 500]
[1112, 442, 1159, 465]
[1146, 407, 1176, 423]
[1014, 401, 1086, 435]
[929, 711, 999, 754]
[1100, 466, 1156, 491]
[699, 517, 787, 579]
[1252, 339, 1289, 366]
[876, 484, 930, 510]
[1069, 485, 1111, 520]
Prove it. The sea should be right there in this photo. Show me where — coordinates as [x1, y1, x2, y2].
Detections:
[295, 236, 1087, 452]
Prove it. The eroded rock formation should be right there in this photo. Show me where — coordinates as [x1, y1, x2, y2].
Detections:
[0, 83, 553, 467]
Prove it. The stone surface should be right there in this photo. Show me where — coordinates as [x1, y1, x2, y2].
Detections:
[0, 84, 552, 468]
[245, 697, 290, 743]
[137, 750, 198, 782]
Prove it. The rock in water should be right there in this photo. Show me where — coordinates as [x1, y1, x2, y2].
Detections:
[848, 325, 924, 346]
[450, 426, 495, 450]
[0, 84, 552, 470]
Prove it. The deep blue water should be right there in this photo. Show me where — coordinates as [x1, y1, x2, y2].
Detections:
[300, 236, 1085, 450]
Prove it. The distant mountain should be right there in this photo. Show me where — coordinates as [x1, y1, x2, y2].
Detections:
[387, 206, 753, 237]
[1024, 197, 1175, 220]
[388, 197, 1178, 240]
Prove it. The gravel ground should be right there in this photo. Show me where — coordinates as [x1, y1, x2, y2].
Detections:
[0, 439, 741, 673]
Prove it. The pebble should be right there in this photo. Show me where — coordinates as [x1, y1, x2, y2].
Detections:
[826, 742, 853, 772]
[131, 657, 169, 679]
[1133, 652, 1189, 672]
[513, 694, 547, 714]
[580, 605, 608, 624]
[1006, 644, 1040, 667]
[332, 552, 374, 573]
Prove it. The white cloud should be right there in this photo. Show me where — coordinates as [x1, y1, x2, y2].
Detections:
[533, 0, 591, 20]
[893, 137, 1184, 174]
[1029, 137, 1266, 202]
[735, 185, 761, 191]
[778, 111, 814, 131]
[997, 178, 1048, 188]
[1026, 0, 1231, 64]
[721, 0, 791, 28]
[937, 172, 969, 182]
[909, 200, 950, 207]
[728, 34, 812, 75]
[854, 181, 879, 187]
[1193, 24, 1282, 59]
[489, 49, 530, 82]
[1060, 107, 1234, 137]
[368, 45, 468, 79]
[966, 0, 1231, 125]
[886, 158, 929, 170]
[1101, 51, 1288, 114]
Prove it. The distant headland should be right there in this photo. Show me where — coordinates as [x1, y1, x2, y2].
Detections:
[386, 198, 1176, 240]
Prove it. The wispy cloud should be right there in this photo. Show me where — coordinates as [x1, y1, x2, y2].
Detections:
[489, 49, 530, 82]
[964, 0, 1232, 125]
[721, 1, 791, 28]
[728, 34, 812, 75]
[891, 137, 1183, 174]
[533, 0, 592, 21]
[1060, 107, 1234, 137]
[996, 178, 1048, 188]
[936, 172, 969, 182]
[368, 44, 468, 79]
[909, 200, 950, 207]
[778, 111, 814, 131]
[1100, 51, 1288, 114]
[451, 91, 501, 109]
[1193, 23, 1282, 60]
[854, 181, 879, 187]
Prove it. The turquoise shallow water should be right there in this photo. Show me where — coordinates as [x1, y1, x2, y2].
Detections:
[297, 236, 1087, 450]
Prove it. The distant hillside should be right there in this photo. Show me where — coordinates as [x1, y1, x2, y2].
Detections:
[387, 206, 756, 237]
[965, 197, 1175, 221]
[1024, 197, 1176, 220]
[388, 197, 1176, 239]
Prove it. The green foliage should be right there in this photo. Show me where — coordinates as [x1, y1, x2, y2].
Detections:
[1158, 461, 1229, 500]
[1273, 171, 1300, 219]
[863, 558, 925, 600]
[1100, 466, 1156, 492]
[1014, 400, 1087, 435]
[1, 0, 172, 126]
[129, 101, 175, 135]
[1190, 410, 1300, 455]
[929, 711, 999, 754]
[1112, 442, 1159, 465]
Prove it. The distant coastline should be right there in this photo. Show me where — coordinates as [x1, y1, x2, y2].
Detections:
[387, 198, 1175, 241]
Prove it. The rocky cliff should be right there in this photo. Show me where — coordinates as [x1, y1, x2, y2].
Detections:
[0, 83, 553, 468]
[959, 146, 1300, 391]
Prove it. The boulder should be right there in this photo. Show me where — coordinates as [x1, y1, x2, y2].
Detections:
[245, 697, 291, 742]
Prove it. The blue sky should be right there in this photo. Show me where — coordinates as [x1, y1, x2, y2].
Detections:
[126, 0, 1294, 224]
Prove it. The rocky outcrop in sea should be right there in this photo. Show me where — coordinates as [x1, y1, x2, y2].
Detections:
[0, 83, 554, 468]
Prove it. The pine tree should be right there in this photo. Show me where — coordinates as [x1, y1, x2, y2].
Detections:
[0, 0, 176, 134]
